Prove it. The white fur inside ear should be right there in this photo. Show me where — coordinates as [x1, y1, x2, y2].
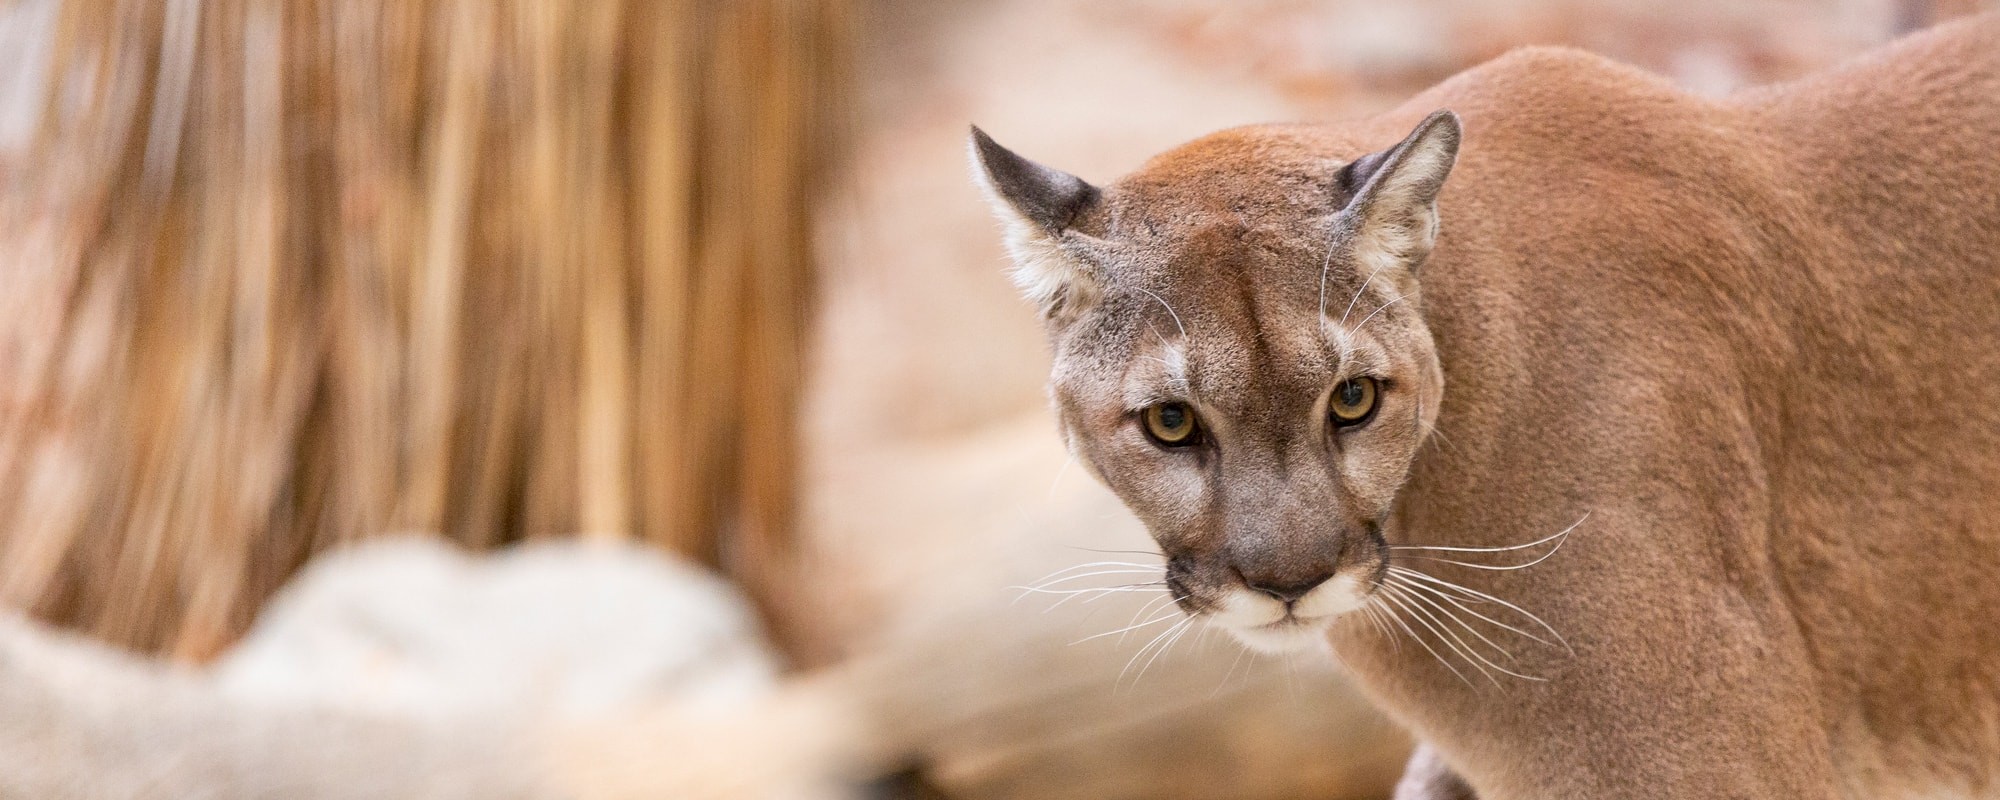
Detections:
[1349, 199, 1439, 283]
[1346, 123, 1456, 282]
[1377, 136, 1455, 208]
[998, 219, 1100, 316]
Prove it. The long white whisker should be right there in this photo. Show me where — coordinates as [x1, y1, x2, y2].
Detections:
[1015, 582, 1162, 612]
[1031, 586, 1162, 612]
[1428, 423, 1465, 455]
[1391, 574, 1556, 648]
[1072, 607, 1180, 645]
[1339, 262, 1389, 327]
[1398, 555, 1564, 572]
[1134, 616, 1199, 686]
[1119, 593, 1173, 643]
[1392, 512, 1576, 576]
[1034, 579, 1166, 597]
[1390, 513, 1589, 561]
[1415, 394, 1471, 458]
[1374, 587, 1472, 686]
[1323, 629, 1359, 676]
[1029, 560, 1164, 576]
[1354, 602, 1383, 638]
[1211, 644, 1252, 699]
[1394, 582, 1522, 663]
[1389, 566, 1573, 654]
[1014, 564, 1164, 598]
[1316, 218, 1342, 321]
[1357, 601, 1384, 639]
[1047, 452, 1077, 498]
[1065, 546, 1167, 557]
[1353, 292, 1411, 331]
[1392, 580, 1544, 684]
[1080, 584, 1168, 605]
[1413, 581, 1492, 606]
[1331, 264, 1386, 365]
[1015, 576, 1162, 595]
[1120, 616, 1194, 688]
[1017, 567, 1164, 591]
[1361, 600, 1399, 650]
[1371, 597, 1405, 654]
[1121, 619, 1185, 683]
[1390, 582, 1547, 682]
[1381, 583, 1497, 686]
[1024, 562, 1165, 582]
[1136, 288, 1189, 340]
[1016, 580, 1160, 592]
[1389, 531, 1566, 554]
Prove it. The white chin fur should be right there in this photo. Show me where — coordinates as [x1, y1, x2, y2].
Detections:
[1205, 574, 1365, 655]
[1222, 619, 1334, 655]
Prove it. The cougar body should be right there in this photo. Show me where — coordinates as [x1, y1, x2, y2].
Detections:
[975, 16, 2000, 799]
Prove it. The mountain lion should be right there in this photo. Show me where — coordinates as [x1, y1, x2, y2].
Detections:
[973, 14, 2000, 799]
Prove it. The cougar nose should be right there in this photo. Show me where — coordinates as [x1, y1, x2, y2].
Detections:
[1242, 572, 1333, 605]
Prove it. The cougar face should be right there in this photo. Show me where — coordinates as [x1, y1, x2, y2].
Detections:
[974, 113, 1459, 653]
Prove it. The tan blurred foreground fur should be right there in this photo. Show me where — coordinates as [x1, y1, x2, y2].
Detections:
[0, 611, 864, 800]
[0, 538, 871, 800]
[976, 15, 2000, 800]
[0, 0, 843, 658]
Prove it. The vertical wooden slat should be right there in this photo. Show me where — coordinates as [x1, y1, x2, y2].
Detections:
[0, 0, 846, 658]
[576, 0, 632, 542]
[629, 0, 700, 562]
[396, 0, 488, 539]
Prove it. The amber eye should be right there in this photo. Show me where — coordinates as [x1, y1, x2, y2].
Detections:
[1329, 377, 1379, 427]
[1143, 402, 1201, 447]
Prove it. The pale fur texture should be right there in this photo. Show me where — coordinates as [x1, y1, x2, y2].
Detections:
[0, 539, 859, 800]
[978, 14, 2000, 799]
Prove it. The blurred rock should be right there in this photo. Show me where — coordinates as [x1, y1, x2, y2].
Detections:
[215, 538, 781, 721]
[0, 541, 859, 799]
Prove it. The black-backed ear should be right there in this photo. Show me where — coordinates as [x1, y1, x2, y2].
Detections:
[1336, 110, 1462, 277]
[969, 125, 1104, 319]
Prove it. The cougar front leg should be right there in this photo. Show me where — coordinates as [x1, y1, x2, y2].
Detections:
[1393, 742, 1475, 800]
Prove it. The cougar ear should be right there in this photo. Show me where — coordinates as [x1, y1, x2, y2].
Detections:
[1337, 110, 1462, 277]
[969, 125, 1104, 319]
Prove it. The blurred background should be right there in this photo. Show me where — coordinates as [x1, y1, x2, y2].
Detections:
[0, 0, 1974, 797]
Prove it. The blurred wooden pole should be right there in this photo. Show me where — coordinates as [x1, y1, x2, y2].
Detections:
[0, 0, 849, 660]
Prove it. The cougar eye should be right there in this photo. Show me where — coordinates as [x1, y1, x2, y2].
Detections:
[1329, 377, 1379, 427]
[1143, 402, 1201, 447]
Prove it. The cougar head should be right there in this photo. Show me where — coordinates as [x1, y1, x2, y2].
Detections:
[973, 113, 1460, 652]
